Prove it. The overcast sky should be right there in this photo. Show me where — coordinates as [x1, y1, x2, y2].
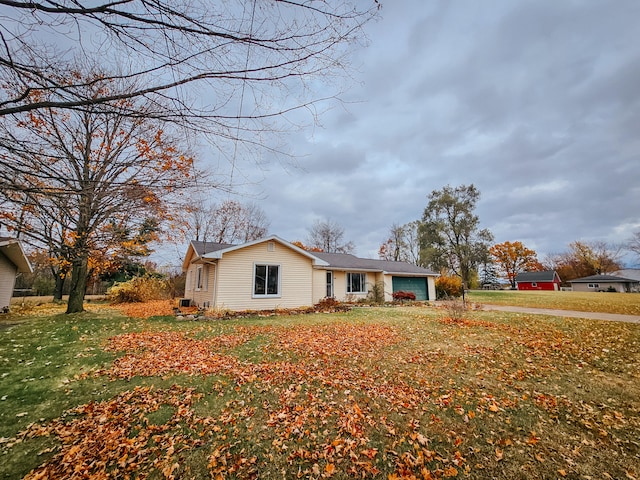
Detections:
[166, 0, 640, 267]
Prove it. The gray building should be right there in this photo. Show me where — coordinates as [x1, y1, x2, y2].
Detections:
[0, 238, 33, 311]
[569, 274, 639, 293]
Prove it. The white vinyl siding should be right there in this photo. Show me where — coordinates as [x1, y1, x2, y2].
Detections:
[0, 252, 18, 308]
[186, 263, 215, 308]
[312, 269, 329, 303]
[215, 241, 313, 310]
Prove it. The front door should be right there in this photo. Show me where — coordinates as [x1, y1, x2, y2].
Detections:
[326, 271, 334, 297]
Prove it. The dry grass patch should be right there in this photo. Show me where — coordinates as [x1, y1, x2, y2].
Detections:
[469, 290, 640, 315]
[112, 298, 177, 318]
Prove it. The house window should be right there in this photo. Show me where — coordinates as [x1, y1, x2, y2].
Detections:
[588, 283, 599, 289]
[196, 266, 203, 290]
[346, 272, 366, 294]
[196, 265, 208, 290]
[254, 264, 280, 296]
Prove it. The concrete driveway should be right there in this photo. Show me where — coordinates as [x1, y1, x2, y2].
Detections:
[479, 304, 640, 324]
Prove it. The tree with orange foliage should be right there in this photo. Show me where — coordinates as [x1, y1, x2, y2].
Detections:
[490, 241, 542, 289]
[0, 74, 198, 313]
[545, 240, 622, 282]
[290, 240, 324, 253]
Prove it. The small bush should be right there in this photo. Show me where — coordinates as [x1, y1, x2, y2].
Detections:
[367, 281, 386, 304]
[441, 298, 468, 321]
[167, 272, 186, 298]
[435, 274, 463, 299]
[392, 291, 416, 302]
[314, 297, 350, 313]
[107, 275, 171, 303]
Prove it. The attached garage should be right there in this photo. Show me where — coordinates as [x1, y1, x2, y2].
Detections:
[312, 252, 438, 303]
[392, 276, 429, 300]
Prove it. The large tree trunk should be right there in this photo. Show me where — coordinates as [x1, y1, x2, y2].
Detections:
[66, 255, 88, 313]
[53, 271, 65, 301]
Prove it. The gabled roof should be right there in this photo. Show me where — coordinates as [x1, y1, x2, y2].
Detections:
[569, 274, 639, 284]
[183, 236, 438, 276]
[515, 270, 560, 282]
[181, 240, 233, 271]
[0, 237, 33, 273]
[182, 236, 329, 271]
[190, 240, 234, 257]
[312, 252, 438, 276]
[200, 236, 329, 265]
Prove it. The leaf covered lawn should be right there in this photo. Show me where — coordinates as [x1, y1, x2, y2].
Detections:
[1, 306, 639, 479]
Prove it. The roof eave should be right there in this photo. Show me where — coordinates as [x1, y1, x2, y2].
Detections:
[200, 235, 330, 266]
[0, 240, 33, 273]
[383, 271, 439, 277]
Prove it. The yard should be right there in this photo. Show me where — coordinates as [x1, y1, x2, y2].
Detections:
[1, 300, 639, 479]
[468, 290, 640, 316]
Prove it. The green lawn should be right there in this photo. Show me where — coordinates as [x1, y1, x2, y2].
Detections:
[468, 289, 640, 316]
[1, 305, 639, 479]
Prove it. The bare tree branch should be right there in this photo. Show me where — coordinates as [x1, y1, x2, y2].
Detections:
[0, 0, 378, 121]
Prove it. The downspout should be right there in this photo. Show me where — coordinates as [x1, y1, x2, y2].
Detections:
[212, 262, 218, 309]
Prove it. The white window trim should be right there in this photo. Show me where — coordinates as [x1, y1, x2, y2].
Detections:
[195, 265, 209, 291]
[196, 265, 203, 291]
[346, 272, 367, 294]
[253, 263, 281, 298]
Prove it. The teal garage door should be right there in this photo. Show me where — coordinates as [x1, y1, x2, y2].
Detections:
[392, 277, 428, 300]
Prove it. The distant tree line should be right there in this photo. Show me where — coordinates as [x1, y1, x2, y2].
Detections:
[379, 184, 633, 290]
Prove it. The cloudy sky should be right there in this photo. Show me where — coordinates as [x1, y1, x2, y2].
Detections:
[167, 0, 640, 266]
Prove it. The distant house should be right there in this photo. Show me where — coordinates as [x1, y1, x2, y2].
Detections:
[515, 270, 561, 291]
[0, 237, 33, 311]
[182, 235, 438, 311]
[611, 269, 640, 282]
[569, 274, 639, 293]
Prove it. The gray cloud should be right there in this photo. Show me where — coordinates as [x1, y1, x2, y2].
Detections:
[177, 0, 640, 266]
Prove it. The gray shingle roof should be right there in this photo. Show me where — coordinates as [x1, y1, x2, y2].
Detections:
[189, 239, 437, 276]
[190, 240, 234, 257]
[515, 271, 559, 282]
[312, 252, 437, 276]
[569, 274, 639, 283]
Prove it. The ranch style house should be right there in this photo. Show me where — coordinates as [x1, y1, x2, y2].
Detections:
[182, 235, 438, 311]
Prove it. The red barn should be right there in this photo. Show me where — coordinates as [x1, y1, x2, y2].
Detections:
[515, 271, 561, 291]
